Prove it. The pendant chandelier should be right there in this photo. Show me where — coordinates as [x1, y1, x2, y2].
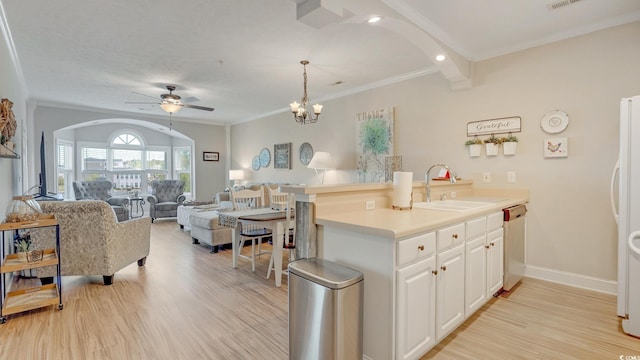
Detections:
[289, 60, 323, 124]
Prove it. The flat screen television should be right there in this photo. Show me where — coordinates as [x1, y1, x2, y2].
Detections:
[33, 131, 59, 200]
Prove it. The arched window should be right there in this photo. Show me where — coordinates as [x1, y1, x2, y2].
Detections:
[112, 133, 142, 146]
[109, 130, 145, 148]
[80, 129, 173, 196]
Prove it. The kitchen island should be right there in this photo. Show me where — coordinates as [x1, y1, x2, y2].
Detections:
[285, 182, 528, 360]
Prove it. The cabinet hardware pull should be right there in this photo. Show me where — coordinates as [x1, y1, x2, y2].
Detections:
[441, 265, 447, 271]
[485, 245, 490, 249]
[418, 245, 425, 251]
[452, 234, 458, 239]
[491, 242, 495, 246]
[432, 270, 438, 275]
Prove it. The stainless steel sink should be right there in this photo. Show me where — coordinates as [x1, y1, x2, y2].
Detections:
[413, 200, 493, 212]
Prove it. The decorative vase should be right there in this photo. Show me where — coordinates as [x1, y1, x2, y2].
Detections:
[485, 143, 499, 156]
[503, 142, 517, 156]
[468, 144, 482, 157]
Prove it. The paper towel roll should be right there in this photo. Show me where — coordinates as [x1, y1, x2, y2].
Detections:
[392, 171, 413, 210]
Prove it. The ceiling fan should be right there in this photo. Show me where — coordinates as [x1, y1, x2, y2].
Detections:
[126, 85, 215, 113]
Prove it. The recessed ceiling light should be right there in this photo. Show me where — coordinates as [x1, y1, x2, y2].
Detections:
[435, 54, 446, 62]
[368, 16, 382, 23]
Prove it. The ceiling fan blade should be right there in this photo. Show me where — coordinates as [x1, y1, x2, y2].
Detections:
[131, 91, 160, 100]
[183, 104, 215, 111]
[181, 96, 200, 104]
[125, 101, 159, 104]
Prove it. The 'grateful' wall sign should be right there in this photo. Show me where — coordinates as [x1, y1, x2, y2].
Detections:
[467, 116, 521, 136]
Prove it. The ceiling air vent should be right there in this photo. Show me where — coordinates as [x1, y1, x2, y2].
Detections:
[547, 0, 583, 10]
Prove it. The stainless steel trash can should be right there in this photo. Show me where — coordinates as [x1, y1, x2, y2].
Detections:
[288, 257, 364, 360]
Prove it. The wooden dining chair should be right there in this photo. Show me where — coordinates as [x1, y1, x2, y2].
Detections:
[268, 187, 289, 209]
[230, 188, 272, 272]
[267, 192, 296, 281]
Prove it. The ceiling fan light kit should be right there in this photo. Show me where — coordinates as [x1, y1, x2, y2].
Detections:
[128, 85, 215, 115]
[290, 60, 322, 125]
[160, 102, 182, 114]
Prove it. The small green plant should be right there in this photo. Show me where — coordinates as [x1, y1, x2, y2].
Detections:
[14, 234, 31, 252]
[484, 134, 502, 145]
[501, 134, 518, 142]
[465, 137, 483, 146]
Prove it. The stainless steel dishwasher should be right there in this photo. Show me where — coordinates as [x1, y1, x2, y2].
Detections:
[503, 204, 527, 291]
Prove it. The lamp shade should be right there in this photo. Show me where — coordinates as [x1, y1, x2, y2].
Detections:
[307, 152, 333, 169]
[160, 102, 182, 114]
[229, 169, 245, 181]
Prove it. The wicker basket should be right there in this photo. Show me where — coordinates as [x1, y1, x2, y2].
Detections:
[26, 249, 44, 263]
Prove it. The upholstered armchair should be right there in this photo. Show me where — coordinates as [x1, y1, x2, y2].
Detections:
[31, 200, 151, 285]
[147, 180, 186, 222]
[73, 180, 129, 222]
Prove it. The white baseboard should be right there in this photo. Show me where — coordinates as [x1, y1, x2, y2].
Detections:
[525, 265, 617, 295]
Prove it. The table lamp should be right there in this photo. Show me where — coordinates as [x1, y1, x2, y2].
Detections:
[307, 152, 333, 184]
[229, 169, 245, 188]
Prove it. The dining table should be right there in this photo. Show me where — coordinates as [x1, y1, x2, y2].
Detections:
[218, 207, 292, 287]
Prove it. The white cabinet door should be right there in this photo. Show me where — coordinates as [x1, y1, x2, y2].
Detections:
[486, 228, 504, 298]
[396, 255, 437, 360]
[436, 243, 465, 341]
[464, 235, 487, 317]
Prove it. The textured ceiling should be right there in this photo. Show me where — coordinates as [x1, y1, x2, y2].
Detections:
[2, 0, 639, 124]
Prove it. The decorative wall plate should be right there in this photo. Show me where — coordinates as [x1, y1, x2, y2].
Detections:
[252, 156, 261, 171]
[299, 142, 313, 165]
[259, 148, 271, 167]
[541, 110, 569, 134]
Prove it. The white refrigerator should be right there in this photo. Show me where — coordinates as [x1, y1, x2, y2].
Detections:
[614, 95, 640, 336]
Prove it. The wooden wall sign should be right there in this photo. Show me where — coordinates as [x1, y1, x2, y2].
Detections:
[467, 116, 521, 136]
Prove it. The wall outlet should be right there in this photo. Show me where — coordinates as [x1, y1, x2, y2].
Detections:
[451, 191, 457, 199]
[507, 171, 516, 183]
[366, 200, 375, 210]
[483, 172, 491, 183]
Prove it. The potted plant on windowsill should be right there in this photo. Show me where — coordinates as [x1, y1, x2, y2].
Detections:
[484, 134, 501, 156]
[501, 134, 518, 155]
[465, 137, 483, 157]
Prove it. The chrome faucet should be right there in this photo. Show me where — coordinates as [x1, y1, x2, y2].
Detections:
[425, 164, 457, 203]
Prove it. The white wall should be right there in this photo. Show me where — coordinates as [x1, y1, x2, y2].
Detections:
[230, 21, 640, 291]
[0, 7, 27, 211]
[32, 105, 228, 202]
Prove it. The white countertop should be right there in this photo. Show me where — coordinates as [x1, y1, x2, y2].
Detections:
[315, 192, 528, 239]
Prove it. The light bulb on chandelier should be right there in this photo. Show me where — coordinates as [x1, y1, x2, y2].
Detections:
[290, 60, 322, 124]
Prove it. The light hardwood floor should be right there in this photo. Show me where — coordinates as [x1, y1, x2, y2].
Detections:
[1, 221, 638, 359]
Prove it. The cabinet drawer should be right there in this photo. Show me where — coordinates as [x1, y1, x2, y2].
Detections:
[397, 232, 436, 266]
[487, 212, 503, 231]
[466, 216, 486, 240]
[437, 223, 465, 251]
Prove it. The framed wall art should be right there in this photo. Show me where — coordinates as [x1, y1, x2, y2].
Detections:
[356, 107, 394, 182]
[203, 151, 219, 161]
[543, 137, 568, 158]
[274, 143, 291, 169]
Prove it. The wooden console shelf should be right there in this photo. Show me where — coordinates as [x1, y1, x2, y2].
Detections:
[0, 215, 63, 323]
[2, 284, 59, 316]
[1, 249, 58, 273]
[0, 214, 58, 231]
